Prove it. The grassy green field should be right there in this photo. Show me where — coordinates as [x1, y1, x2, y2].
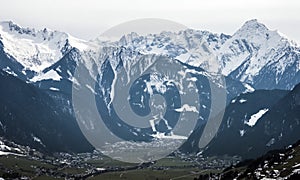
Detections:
[0, 154, 223, 179]
[88, 169, 201, 180]
[86, 155, 136, 167]
[0, 155, 54, 178]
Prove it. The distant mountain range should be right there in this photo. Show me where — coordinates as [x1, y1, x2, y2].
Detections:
[0, 19, 299, 159]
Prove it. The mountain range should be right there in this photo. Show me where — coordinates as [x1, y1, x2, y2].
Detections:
[0, 19, 300, 159]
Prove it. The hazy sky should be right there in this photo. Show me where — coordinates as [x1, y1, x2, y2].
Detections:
[0, 0, 299, 43]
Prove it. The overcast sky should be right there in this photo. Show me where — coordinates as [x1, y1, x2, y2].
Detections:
[0, 0, 299, 43]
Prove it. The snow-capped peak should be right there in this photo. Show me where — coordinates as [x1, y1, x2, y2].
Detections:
[0, 21, 88, 72]
[217, 19, 300, 89]
[1, 20, 299, 90]
[232, 19, 294, 50]
[91, 19, 300, 90]
[235, 19, 297, 46]
[233, 19, 269, 37]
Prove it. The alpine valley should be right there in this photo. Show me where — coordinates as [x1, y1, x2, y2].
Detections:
[0, 19, 300, 179]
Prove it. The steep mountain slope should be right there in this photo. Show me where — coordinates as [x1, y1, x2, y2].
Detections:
[0, 69, 93, 153]
[94, 19, 300, 90]
[220, 19, 300, 90]
[0, 21, 89, 80]
[0, 20, 299, 158]
[203, 83, 300, 159]
[217, 140, 300, 179]
[0, 39, 29, 80]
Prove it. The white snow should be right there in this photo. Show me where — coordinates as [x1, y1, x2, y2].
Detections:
[0, 151, 10, 156]
[245, 108, 269, 127]
[0, 151, 23, 156]
[2, 66, 17, 77]
[293, 163, 300, 168]
[187, 77, 197, 82]
[85, 84, 96, 94]
[175, 52, 191, 63]
[220, 52, 249, 76]
[1, 19, 299, 93]
[30, 69, 62, 82]
[0, 22, 65, 72]
[151, 132, 187, 140]
[239, 129, 246, 137]
[149, 115, 160, 132]
[148, 112, 187, 140]
[175, 104, 199, 113]
[96, 168, 106, 171]
[149, 46, 168, 55]
[33, 136, 41, 143]
[243, 83, 255, 93]
[0, 140, 24, 156]
[145, 73, 168, 95]
[67, 34, 89, 51]
[219, 19, 294, 85]
[49, 87, 59, 91]
[0, 143, 11, 151]
[33, 135, 45, 147]
[0, 21, 88, 73]
[239, 99, 247, 103]
[293, 168, 300, 174]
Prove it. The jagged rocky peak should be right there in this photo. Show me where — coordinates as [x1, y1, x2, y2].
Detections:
[235, 19, 269, 34]
[0, 21, 66, 41]
[1, 21, 36, 35]
[0, 21, 89, 72]
[237, 19, 295, 43]
[0, 20, 299, 90]
[119, 32, 140, 43]
[233, 19, 291, 46]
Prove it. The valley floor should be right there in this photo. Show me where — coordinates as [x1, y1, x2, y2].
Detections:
[1, 142, 300, 179]
[0, 152, 238, 180]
